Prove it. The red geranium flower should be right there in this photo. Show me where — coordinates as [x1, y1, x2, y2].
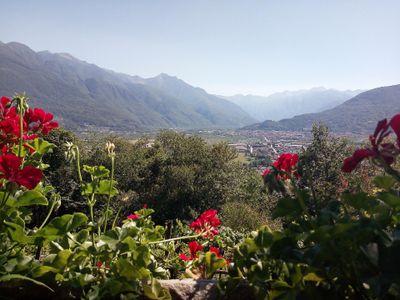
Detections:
[389, 114, 400, 147]
[0, 97, 19, 146]
[127, 213, 140, 220]
[24, 108, 58, 135]
[190, 210, 221, 238]
[209, 247, 223, 258]
[262, 168, 271, 177]
[342, 149, 373, 173]
[266, 153, 300, 180]
[96, 261, 103, 268]
[0, 153, 43, 189]
[0, 116, 20, 146]
[179, 241, 203, 261]
[274, 153, 298, 171]
[0, 97, 17, 120]
[342, 114, 400, 173]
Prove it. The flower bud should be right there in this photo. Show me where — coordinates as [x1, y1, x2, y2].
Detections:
[64, 141, 77, 162]
[105, 141, 116, 157]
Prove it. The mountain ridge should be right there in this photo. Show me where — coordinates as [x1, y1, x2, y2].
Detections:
[0, 41, 255, 131]
[243, 84, 400, 133]
[222, 88, 363, 121]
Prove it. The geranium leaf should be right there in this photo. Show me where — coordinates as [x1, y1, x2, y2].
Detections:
[0, 274, 54, 292]
[272, 196, 304, 219]
[10, 190, 48, 207]
[83, 165, 110, 178]
[143, 278, 171, 300]
[36, 213, 88, 240]
[3, 221, 36, 244]
[26, 138, 55, 155]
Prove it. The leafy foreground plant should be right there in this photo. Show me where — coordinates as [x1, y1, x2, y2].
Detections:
[0, 94, 232, 299]
[221, 114, 400, 299]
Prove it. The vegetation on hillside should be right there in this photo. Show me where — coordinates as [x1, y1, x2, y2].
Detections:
[1, 92, 400, 299]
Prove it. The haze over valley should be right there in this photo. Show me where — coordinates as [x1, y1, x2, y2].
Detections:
[1, 41, 398, 136]
[222, 88, 363, 121]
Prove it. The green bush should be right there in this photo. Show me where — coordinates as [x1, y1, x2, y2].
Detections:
[221, 114, 400, 300]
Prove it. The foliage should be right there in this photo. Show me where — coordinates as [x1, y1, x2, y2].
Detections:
[221, 115, 400, 300]
[0, 94, 237, 299]
[76, 131, 265, 225]
[5, 91, 399, 300]
[221, 201, 274, 232]
[298, 123, 350, 209]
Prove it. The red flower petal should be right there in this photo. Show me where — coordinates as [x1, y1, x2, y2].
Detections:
[188, 241, 203, 258]
[389, 114, 400, 146]
[179, 253, 191, 261]
[209, 247, 221, 257]
[190, 210, 221, 238]
[262, 168, 271, 177]
[127, 213, 140, 220]
[127, 214, 139, 220]
[15, 165, 43, 189]
[342, 149, 373, 173]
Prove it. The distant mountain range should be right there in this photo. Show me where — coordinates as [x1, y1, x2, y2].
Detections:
[223, 88, 362, 121]
[0, 41, 255, 131]
[244, 84, 400, 133]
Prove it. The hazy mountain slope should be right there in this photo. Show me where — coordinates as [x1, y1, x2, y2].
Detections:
[224, 88, 362, 121]
[244, 84, 400, 133]
[145, 73, 255, 127]
[0, 41, 255, 130]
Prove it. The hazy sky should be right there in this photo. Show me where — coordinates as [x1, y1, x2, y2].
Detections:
[1, 0, 399, 95]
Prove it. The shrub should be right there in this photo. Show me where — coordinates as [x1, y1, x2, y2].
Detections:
[221, 201, 278, 232]
[221, 113, 400, 300]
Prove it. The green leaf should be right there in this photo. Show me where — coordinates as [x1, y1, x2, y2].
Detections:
[36, 213, 88, 240]
[50, 249, 72, 270]
[379, 192, 400, 208]
[83, 165, 110, 178]
[99, 231, 120, 251]
[11, 145, 29, 157]
[303, 272, 324, 282]
[272, 196, 304, 219]
[203, 252, 227, 278]
[0, 274, 54, 292]
[143, 278, 171, 300]
[95, 180, 118, 195]
[254, 226, 274, 248]
[26, 138, 55, 155]
[116, 258, 151, 281]
[31, 265, 59, 278]
[3, 221, 36, 244]
[82, 180, 118, 196]
[8, 190, 48, 207]
[374, 175, 397, 190]
[342, 192, 378, 211]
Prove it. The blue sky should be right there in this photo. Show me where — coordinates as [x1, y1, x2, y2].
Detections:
[1, 0, 399, 95]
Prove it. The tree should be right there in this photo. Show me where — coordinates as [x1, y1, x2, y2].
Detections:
[298, 123, 350, 211]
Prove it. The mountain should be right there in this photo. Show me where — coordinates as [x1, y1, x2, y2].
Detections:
[244, 84, 400, 133]
[0, 41, 255, 131]
[223, 88, 362, 121]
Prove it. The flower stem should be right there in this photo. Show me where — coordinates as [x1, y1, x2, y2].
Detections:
[89, 201, 96, 249]
[103, 156, 115, 233]
[17, 98, 24, 158]
[0, 192, 10, 208]
[148, 234, 199, 245]
[38, 198, 57, 229]
[111, 206, 122, 229]
[75, 146, 83, 184]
